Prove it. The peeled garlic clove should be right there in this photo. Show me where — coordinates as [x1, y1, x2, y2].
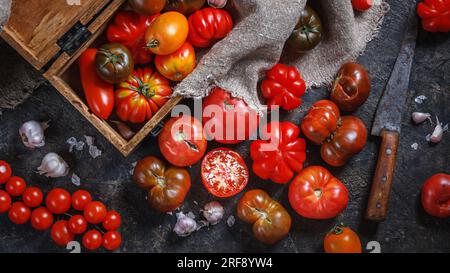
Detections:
[174, 212, 197, 237]
[203, 201, 225, 225]
[208, 0, 227, 8]
[37, 153, 69, 178]
[19, 120, 49, 148]
[430, 116, 444, 143]
[411, 112, 431, 124]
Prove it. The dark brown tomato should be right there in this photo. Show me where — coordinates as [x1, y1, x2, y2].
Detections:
[165, 0, 205, 15]
[129, 0, 166, 15]
[286, 5, 323, 53]
[133, 156, 191, 212]
[95, 43, 134, 84]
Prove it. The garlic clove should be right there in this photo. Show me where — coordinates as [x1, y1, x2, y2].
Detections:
[203, 201, 225, 225]
[19, 120, 48, 148]
[174, 212, 198, 237]
[430, 116, 444, 143]
[37, 153, 69, 178]
[411, 112, 431, 124]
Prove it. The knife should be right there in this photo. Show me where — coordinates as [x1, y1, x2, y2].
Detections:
[365, 3, 419, 222]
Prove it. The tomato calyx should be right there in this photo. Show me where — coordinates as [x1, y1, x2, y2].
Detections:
[330, 222, 345, 235]
[130, 76, 156, 99]
[253, 207, 271, 224]
[173, 131, 200, 152]
[313, 189, 323, 198]
[146, 39, 160, 49]
[98, 48, 125, 66]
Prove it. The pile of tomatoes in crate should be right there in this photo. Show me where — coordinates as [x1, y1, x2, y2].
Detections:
[0, 160, 122, 251]
[80, 0, 233, 125]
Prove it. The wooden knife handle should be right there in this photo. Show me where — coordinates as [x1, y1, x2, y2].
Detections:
[366, 130, 400, 221]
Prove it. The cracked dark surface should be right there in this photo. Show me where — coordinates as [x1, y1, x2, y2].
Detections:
[0, 0, 449, 253]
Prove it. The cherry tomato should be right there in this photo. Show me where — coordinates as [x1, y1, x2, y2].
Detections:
[129, 0, 166, 15]
[22, 187, 44, 208]
[8, 202, 31, 225]
[84, 201, 108, 224]
[155, 41, 196, 81]
[5, 176, 26, 197]
[159, 115, 207, 167]
[45, 188, 71, 214]
[201, 148, 249, 198]
[352, 0, 373, 11]
[103, 210, 121, 231]
[103, 231, 122, 251]
[30, 207, 54, 231]
[0, 190, 12, 214]
[72, 190, 92, 211]
[0, 160, 12, 184]
[202, 88, 260, 144]
[145, 11, 189, 55]
[421, 173, 450, 218]
[82, 230, 103, 251]
[78, 49, 115, 120]
[51, 220, 75, 246]
[324, 224, 362, 253]
[289, 166, 349, 219]
[68, 215, 88, 234]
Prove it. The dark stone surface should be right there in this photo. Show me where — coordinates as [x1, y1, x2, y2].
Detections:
[0, 0, 449, 253]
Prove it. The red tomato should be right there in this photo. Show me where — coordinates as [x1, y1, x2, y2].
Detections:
[261, 64, 307, 111]
[155, 42, 196, 81]
[421, 173, 450, 218]
[188, 7, 233, 48]
[201, 148, 249, 198]
[30, 207, 54, 231]
[103, 231, 122, 251]
[107, 11, 158, 64]
[352, 0, 373, 11]
[0, 160, 12, 184]
[250, 122, 307, 184]
[0, 190, 11, 214]
[417, 0, 450, 32]
[202, 88, 260, 144]
[82, 230, 103, 251]
[301, 100, 340, 145]
[84, 201, 108, 224]
[22, 187, 43, 208]
[45, 188, 71, 214]
[289, 166, 349, 219]
[72, 190, 92, 211]
[103, 210, 121, 231]
[116, 67, 173, 124]
[5, 176, 26, 197]
[51, 220, 75, 246]
[68, 215, 88, 234]
[78, 49, 114, 120]
[159, 115, 207, 167]
[324, 224, 362, 253]
[8, 202, 31, 225]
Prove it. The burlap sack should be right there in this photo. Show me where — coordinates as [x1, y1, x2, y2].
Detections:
[0, 0, 11, 31]
[175, 0, 390, 111]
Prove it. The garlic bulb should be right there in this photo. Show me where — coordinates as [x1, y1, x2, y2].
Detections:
[19, 121, 49, 148]
[203, 201, 225, 225]
[173, 212, 197, 237]
[37, 153, 69, 178]
[411, 112, 431, 124]
[208, 0, 227, 8]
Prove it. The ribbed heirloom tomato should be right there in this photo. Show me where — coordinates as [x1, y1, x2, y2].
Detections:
[237, 189, 292, 244]
[288, 166, 349, 219]
[155, 42, 196, 81]
[301, 100, 340, 145]
[133, 156, 191, 212]
[116, 67, 172, 124]
[201, 148, 249, 198]
[145, 11, 189, 55]
[421, 173, 450, 218]
[159, 115, 207, 167]
[188, 7, 233, 48]
[417, 0, 450, 32]
[202, 88, 260, 144]
[250, 122, 307, 184]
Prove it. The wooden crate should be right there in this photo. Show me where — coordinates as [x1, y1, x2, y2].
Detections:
[1, 0, 182, 156]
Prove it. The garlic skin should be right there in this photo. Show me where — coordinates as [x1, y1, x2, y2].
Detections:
[174, 212, 197, 237]
[37, 153, 69, 178]
[19, 121, 49, 148]
[203, 201, 225, 225]
[411, 112, 431, 124]
[208, 0, 227, 8]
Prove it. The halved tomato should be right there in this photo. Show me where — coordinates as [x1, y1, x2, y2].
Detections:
[201, 148, 249, 198]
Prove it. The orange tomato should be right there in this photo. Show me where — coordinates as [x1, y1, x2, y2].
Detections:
[323, 224, 362, 253]
[145, 11, 189, 55]
[155, 42, 196, 81]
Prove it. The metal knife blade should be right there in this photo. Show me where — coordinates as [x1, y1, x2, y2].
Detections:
[371, 4, 418, 137]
